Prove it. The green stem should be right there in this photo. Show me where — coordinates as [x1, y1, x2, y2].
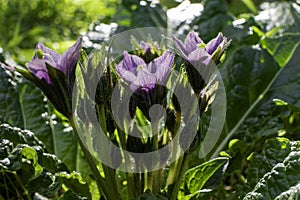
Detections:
[69, 117, 114, 200]
[169, 153, 190, 200]
[127, 172, 138, 198]
[102, 164, 120, 199]
[209, 65, 286, 159]
[7, 172, 30, 200]
[152, 169, 163, 194]
[146, 170, 153, 192]
[84, 121, 93, 152]
[96, 105, 120, 199]
[116, 127, 137, 199]
[166, 158, 181, 186]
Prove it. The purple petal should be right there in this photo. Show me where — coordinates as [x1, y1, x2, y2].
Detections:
[140, 41, 151, 55]
[116, 66, 137, 83]
[184, 31, 203, 55]
[173, 35, 188, 58]
[150, 51, 174, 82]
[130, 69, 157, 92]
[187, 48, 211, 67]
[59, 37, 82, 75]
[26, 59, 51, 84]
[0, 63, 15, 72]
[35, 42, 60, 64]
[121, 51, 146, 73]
[205, 33, 223, 55]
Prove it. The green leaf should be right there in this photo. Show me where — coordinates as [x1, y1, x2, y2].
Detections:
[0, 123, 87, 198]
[57, 172, 91, 199]
[58, 190, 87, 200]
[274, 182, 300, 200]
[243, 138, 300, 199]
[179, 157, 229, 197]
[261, 33, 300, 67]
[21, 146, 43, 176]
[118, 0, 167, 29]
[0, 67, 79, 171]
[27, 171, 62, 196]
[224, 47, 279, 131]
[211, 33, 300, 159]
[189, 0, 233, 42]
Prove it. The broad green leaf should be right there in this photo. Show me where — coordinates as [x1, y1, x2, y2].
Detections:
[179, 157, 229, 198]
[0, 68, 23, 127]
[261, 33, 300, 67]
[188, 0, 233, 42]
[230, 138, 300, 199]
[0, 126, 58, 197]
[0, 67, 78, 171]
[21, 146, 43, 176]
[224, 47, 279, 131]
[211, 33, 300, 159]
[243, 138, 300, 199]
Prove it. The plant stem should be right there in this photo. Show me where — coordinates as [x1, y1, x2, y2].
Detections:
[169, 153, 190, 200]
[8, 172, 31, 200]
[69, 117, 115, 200]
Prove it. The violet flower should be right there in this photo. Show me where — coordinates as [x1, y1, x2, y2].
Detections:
[0, 38, 82, 117]
[116, 51, 174, 94]
[173, 31, 228, 63]
[116, 51, 174, 117]
[172, 31, 229, 95]
[26, 37, 82, 85]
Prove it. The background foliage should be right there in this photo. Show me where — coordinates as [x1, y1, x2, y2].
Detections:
[0, 0, 299, 199]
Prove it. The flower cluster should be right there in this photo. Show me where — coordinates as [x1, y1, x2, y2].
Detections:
[0, 30, 229, 200]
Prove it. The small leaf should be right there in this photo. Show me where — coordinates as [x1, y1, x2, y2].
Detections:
[57, 172, 91, 199]
[180, 157, 229, 197]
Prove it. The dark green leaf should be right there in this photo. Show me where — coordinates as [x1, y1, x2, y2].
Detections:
[0, 67, 79, 171]
[274, 182, 300, 200]
[27, 171, 62, 196]
[243, 138, 300, 199]
[225, 47, 279, 131]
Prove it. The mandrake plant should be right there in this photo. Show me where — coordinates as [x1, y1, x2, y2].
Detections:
[0, 29, 230, 199]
